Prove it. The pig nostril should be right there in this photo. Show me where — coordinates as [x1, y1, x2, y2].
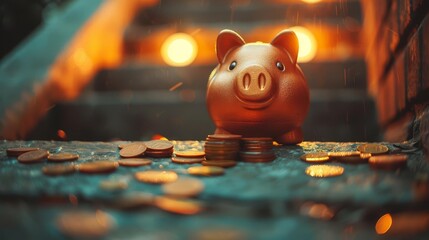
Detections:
[258, 74, 266, 90]
[243, 74, 251, 90]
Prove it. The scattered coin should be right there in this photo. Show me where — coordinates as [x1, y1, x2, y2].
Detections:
[17, 149, 49, 163]
[174, 151, 205, 158]
[6, 147, 39, 157]
[300, 152, 330, 163]
[369, 154, 408, 169]
[187, 166, 225, 176]
[99, 179, 128, 191]
[135, 170, 178, 184]
[118, 158, 152, 167]
[154, 196, 203, 215]
[357, 143, 389, 155]
[192, 227, 246, 240]
[119, 143, 147, 158]
[78, 161, 119, 174]
[113, 192, 155, 209]
[305, 165, 344, 178]
[300, 202, 335, 220]
[42, 164, 76, 176]
[202, 160, 237, 168]
[207, 134, 242, 140]
[56, 210, 114, 238]
[328, 151, 360, 158]
[171, 156, 205, 164]
[118, 142, 145, 149]
[335, 154, 371, 164]
[47, 153, 79, 162]
[375, 212, 429, 235]
[162, 177, 204, 197]
[145, 149, 174, 158]
[145, 140, 174, 151]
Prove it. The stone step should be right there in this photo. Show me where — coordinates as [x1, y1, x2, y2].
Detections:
[91, 60, 366, 92]
[28, 89, 379, 141]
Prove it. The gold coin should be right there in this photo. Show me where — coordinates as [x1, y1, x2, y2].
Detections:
[134, 170, 178, 184]
[174, 151, 205, 158]
[154, 196, 202, 215]
[328, 151, 360, 158]
[118, 158, 152, 167]
[6, 147, 39, 157]
[171, 156, 205, 164]
[113, 192, 155, 209]
[187, 166, 224, 176]
[162, 177, 204, 197]
[369, 154, 408, 169]
[17, 149, 49, 163]
[99, 179, 128, 191]
[357, 143, 389, 154]
[77, 161, 119, 174]
[202, 160, 237, 168]
[48, 153, 79, 162]
[145, 140, 174, 151]
[207, 134, 242, 140]
[119, 143, 147, 158]
[42, 164, 76, 176]
[305, 165, 344, 178]
[300, 152, 330, 163]
[56, 210, 114, 238]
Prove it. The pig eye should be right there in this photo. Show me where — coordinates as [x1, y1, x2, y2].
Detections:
[229, 61, 237, 71]
[276, 61, 285, 71]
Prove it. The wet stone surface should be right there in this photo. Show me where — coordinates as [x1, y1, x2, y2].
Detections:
[0, 140, 428, 239]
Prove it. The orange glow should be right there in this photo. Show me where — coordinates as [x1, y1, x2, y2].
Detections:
[161, 33, 198, 67]
[152, 134, 169, 141]
[375, 213, 392, 235]
[289, 26, 317, 63]
[302, 0, 322, 3]
[57, 129, 67, 140]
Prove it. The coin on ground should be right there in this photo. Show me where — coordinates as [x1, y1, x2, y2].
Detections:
[78, 161, 119, 174]
[99, 179, 128, 191]
[56, 210, 114, 238]
[118, 142, 145, 149]
[48, 153, 79, 162]
[305, 165, 344, 178]
[300, 152, 330, 163]
[162, 177, 204, 197]
[119, 143, 147, 158]
[42, 164, 76, 176]
[118, 158, 152, 167]
[202, 160, 237, 168]
[154, 196, 203, 215]
[113, 192, 155, 209]
[328, 151, 360, 158]
[135, 170, 178, 184]
[17, 149, 49, 163]
[207, 134, 242, 140]
[145, 140, 174, 151]
[174, 151, 205, 158]
[6, 147, 39, 157]
[172, 156, 205, 164]
[357, 143, 389, 155]
[187, 166, 224, 176]
[369, 154, 408, 169]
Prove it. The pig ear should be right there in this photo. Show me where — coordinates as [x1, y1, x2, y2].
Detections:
[216, 29, 245, 63]
[270, 30, 299, 65]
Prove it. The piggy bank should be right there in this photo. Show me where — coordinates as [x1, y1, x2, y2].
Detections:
[206, 29, 310, 144]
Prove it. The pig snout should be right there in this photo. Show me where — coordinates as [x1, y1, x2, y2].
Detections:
[235, 64, 273, 102]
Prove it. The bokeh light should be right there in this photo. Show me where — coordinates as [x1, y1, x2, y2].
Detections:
[161, 33, 198, 67]
[375, 213, 392, 235]
[289, 26, 317, 63]
[301, 0, 322, 3]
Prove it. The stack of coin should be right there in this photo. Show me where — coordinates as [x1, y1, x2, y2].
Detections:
[239, 137, 275, 163]
[172, 151, 205, 164]
[204, 134, 241, 161]
[145, 140, 174, 158]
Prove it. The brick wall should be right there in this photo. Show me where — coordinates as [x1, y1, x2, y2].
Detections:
[361, 0, 429, 146]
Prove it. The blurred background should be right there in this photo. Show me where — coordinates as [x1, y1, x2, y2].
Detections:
[0, 0, 428, 142]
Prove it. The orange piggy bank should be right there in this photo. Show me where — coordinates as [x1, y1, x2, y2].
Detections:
[206, 29, 310, 144]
